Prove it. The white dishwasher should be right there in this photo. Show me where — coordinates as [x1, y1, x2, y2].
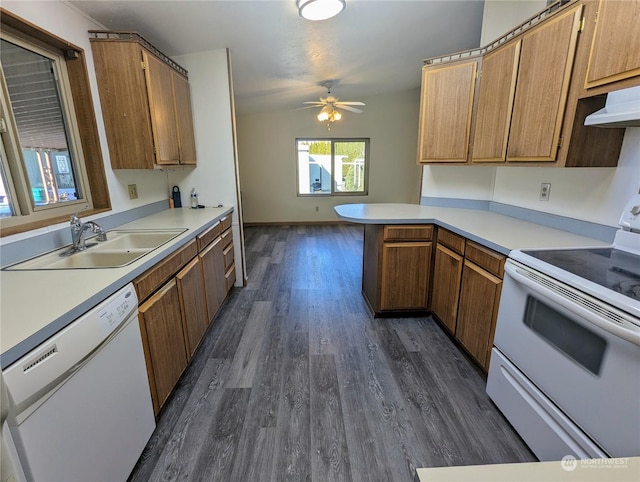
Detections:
[2, 283, 156, 482]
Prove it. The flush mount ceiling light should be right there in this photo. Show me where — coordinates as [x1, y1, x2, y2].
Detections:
[297, 0, 346, 21]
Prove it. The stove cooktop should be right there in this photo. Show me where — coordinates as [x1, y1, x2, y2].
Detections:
[522, 247, 640, 302]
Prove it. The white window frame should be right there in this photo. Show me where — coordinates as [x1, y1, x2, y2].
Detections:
[295, 138, 370, 197]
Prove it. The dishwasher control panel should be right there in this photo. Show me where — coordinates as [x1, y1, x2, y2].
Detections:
[97, 284, 136, 337]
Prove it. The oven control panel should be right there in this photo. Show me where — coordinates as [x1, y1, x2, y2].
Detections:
[620, 194, 640, 231]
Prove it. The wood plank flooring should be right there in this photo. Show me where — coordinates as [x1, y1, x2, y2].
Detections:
[129, 224, 535, 482]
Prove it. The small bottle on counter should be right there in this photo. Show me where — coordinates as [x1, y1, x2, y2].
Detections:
[190, 188, 199, 209]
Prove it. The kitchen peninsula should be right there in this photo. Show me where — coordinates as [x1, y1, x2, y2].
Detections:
[334, 202, 611, 370]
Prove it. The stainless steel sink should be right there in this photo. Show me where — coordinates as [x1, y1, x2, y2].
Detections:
[5, 229, 186, 270]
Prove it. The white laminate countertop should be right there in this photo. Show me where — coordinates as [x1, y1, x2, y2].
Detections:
[0, 206, 233, 370]
[334, 203, 612, 254]
[416, 457, 640, 482]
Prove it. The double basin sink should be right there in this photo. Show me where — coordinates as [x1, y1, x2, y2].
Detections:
[6, 229, 186, 270]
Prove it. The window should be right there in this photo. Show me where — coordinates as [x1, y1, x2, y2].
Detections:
[0, 9, 109, 236]
[296, 138, 369, 196]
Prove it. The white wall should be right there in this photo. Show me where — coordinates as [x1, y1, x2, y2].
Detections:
[480, 0, 547, 45]
[169, 50, 238, 213]
[421, 0, 640, 228]
[493, 129, 640, 227]
[237, 89, 422, 223]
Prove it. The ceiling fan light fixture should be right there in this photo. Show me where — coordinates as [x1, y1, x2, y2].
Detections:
[297, 0, 345, 21]
[317, 109, 330, 122]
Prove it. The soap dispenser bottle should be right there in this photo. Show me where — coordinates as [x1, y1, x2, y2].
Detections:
[190, 188, 199, 209]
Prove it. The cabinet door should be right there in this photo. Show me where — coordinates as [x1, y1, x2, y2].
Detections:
[143, 51, 180, 165]
[471, 41, 520, 163]
[431, 243, 463, 333]
[90, 41, 155, 169]
[418, 60, 477, 163]
[456, 260, 502, 371]
[172, 72, 197, 165]
[138, 279, 188, 414]
[585, 0, 640, 89]
[506, 5, 582, 162]
[380, 242, 432, 310]
[177, 257, 208, 359]
[200, 237, 227, 322]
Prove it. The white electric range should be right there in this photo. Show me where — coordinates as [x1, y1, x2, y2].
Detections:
[487, 194, 640, 461]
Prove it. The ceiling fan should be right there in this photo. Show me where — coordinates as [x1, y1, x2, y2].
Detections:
[302, 81, 365, 123]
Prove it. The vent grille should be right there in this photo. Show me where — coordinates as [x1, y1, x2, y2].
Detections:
[519, 268, 630, 327]
[23, 345, 58, 372]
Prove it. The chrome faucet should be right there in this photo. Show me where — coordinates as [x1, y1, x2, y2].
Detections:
[69, 214, 107, 251]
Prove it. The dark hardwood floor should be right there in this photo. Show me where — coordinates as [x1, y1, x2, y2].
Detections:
[129, 224, 535, 482]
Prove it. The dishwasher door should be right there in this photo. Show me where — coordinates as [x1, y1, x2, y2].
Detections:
[3, 284, 155, 482]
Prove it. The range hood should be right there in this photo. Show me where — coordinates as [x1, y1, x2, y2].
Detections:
[584, 86, 640, 128]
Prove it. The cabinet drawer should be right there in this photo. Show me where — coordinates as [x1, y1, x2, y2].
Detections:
[221, 227, 233, 249]
[383, 225, 433, 241]
[437, 228, 465, 255]
[223, 242, 234, 271]
[225, 263, 236, 291]
[220, 214, 232, 232]
[465, 241, 505, 278]
[197, 222, 221, 251]
[134, 238, 198, 302]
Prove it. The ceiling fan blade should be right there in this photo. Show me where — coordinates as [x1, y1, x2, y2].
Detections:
[336, 105, 363, 114]
[294, 105, 322, 111]
[336, 101, 365, 106]
[303, 101, 324, 105]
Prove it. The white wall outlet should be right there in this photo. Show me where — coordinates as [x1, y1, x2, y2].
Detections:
[128, 184, 138, 199]
[539, 182, 551, 201]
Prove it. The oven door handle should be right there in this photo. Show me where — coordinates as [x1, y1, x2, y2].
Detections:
[505, 262, 640, 347]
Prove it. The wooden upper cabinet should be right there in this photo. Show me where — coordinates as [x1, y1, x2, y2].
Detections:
[471, 41, 520, 163]
[90, 32, 197, 169]
[143, 51, 180, 165]
[585, 0, 640, 89]
[172, 72, 197, 165]
[418, 60, 477, 163]
[506, 5, 583, 162]
[90, 41, 155, 169]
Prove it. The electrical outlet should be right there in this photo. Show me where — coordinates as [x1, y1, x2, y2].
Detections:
[128, 184, 138, 200]
[315, 206, 319, 212]
[539, 182, 551, 201]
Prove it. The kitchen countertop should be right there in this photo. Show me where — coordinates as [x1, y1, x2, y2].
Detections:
[416, 457, 640, 481]
[0, 206, 233, 370]
[334, 203, 611, 254]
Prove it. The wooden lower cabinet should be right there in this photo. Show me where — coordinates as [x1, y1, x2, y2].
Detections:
[431, 243, 464, 333]
[176, 257, 209, 359]
[138, 279, 188, 414]
[200, 237, 227, 322]
[362, 224, 433, 314]
[134, 211, 236, 415]
[455, 260, 503, 371]
[380, 242, 432, 310]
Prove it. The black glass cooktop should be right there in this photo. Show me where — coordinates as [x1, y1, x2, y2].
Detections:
[522, 248, 640, 301]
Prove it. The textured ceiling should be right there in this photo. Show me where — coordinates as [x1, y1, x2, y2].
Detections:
[69, 0, 485, 114]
